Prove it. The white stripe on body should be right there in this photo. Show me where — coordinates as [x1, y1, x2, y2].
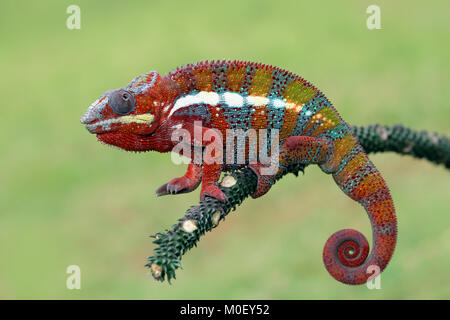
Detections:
[167, 91, 289, 118]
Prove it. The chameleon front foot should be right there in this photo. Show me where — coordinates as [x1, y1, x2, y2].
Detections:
[155, 177, 197, 196]
[155, 163, 202, 196]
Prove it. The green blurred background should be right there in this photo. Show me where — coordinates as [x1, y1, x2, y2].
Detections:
[0, 0, 449, 299]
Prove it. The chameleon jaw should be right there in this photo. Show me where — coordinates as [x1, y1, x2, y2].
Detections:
[85, 113, 155, 133]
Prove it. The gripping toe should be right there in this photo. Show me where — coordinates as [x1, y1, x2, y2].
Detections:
[155, 176, 197, 197]
[200, 185, 228, 202]
[248, 163, 277, 198]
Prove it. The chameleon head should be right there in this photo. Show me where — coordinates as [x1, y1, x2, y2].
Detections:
[80, 71, 163, 151]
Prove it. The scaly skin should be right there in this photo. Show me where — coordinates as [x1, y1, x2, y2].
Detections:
[81, 60, 397, 285]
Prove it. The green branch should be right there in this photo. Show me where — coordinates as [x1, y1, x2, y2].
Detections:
[146, 124, 450, 282]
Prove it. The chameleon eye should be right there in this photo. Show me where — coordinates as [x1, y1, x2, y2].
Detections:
[109, 90, 135, 115]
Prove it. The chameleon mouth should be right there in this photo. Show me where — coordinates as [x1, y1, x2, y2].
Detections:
[96, 132, 155, 152]
[85, 113, 155, 133]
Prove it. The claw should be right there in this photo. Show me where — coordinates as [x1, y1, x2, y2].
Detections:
[168, 184, 180, 194]
[155, 176, 196, 197]
[200, 185, 228, 202]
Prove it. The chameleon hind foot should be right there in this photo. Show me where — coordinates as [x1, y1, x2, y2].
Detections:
[248, 162, 278, 198]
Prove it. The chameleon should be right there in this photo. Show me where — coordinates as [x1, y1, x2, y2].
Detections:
[81, 60, 397, 285]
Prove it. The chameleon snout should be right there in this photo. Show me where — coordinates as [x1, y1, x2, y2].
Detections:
[81, 96, 109, 133]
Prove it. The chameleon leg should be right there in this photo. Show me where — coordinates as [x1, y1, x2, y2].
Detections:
[200, 163, 227, 202]
[320, 142, 397, 285]
[155, 162, 202, 196]
[249, 136, 332, 198]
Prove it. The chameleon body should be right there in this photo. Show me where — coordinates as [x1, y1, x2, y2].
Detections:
[81, 60, 397, 285]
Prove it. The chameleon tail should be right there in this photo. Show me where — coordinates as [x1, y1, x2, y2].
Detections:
[321, 142, 397, 285]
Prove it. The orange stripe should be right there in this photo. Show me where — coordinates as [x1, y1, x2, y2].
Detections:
[333, 152, 367, 185]
[322, 134, 357, 173]
[367, 198, 396, 224]
[173, 74, 191, 94]
[279, 106, 299, 140]
[249, 68, 272, 97]
[226, 65, 246, 92]
[248, 68, 272, 131]
[348, 172, 384, 201]
[193, 67, 212, 91]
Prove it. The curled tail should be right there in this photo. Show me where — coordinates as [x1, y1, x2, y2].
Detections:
[321, 139, 397, 285]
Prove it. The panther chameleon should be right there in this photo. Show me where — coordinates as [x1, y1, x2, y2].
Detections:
[81, 60, 397, 285]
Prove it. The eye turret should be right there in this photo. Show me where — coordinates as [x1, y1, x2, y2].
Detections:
[109, 90, 136, 115]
